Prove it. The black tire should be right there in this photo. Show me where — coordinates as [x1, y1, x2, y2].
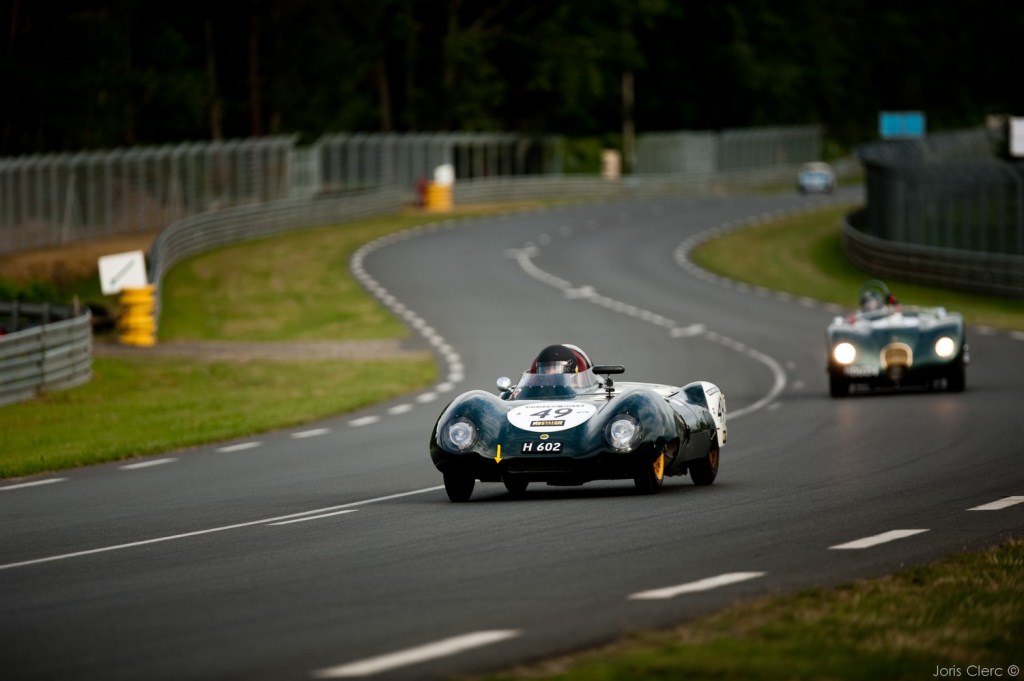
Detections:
[829, 373, 849, 398]
[947, 354, 966, 393]
[689, 438, 719, 486]
[502, 475, 529, 497]
[443, 471, 475, 503]
[634, 452, 665, 495]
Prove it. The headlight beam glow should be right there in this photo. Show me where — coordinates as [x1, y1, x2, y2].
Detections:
[833, 342, 856, 365]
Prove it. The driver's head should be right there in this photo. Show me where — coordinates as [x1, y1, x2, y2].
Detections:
[860, 291, 883, 311]
[529, 344, 592, 374]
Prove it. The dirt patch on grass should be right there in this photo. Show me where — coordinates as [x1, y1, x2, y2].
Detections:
[0, 231, 160, 284]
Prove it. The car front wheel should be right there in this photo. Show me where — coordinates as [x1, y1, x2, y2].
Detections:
[503, 475, 529, 497]
[829, 373, 849, 398]
[443, 471, 475, 502]
[634, 451, 665, 495]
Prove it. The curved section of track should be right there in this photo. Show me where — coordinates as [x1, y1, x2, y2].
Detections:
[2, 190, 1023, 681]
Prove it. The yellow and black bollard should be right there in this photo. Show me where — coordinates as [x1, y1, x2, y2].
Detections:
[118, 285, 156, 347]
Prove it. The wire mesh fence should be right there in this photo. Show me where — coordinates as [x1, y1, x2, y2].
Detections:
[635, 125, 822, 175]
[858, 129, 1024, 256]
[1, 127, 822, 257]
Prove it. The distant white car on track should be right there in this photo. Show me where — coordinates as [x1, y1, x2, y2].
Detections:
[797, 161, 836, 194]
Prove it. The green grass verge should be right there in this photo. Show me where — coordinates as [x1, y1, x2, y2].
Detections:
[690, 204, 1024, 331]
[157, 213, 442, 341]
[0, 356, 435, 478]
[478, 539, 1024, 681]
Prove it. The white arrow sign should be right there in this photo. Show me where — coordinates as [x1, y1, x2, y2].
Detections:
[98, 251, 148, 295]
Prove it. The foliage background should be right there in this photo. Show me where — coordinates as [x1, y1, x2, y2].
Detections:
[2, 0, 1022, 156]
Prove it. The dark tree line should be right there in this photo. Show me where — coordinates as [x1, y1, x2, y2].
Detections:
[2, 0, 1022, 156]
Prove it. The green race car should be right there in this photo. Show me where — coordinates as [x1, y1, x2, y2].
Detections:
[826, 280, 968, 397]
[430, 344, 728, 502]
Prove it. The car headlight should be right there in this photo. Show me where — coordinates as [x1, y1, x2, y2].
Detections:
[445, 417, 477, 452]
[605, 414, 641, 452]
[935, 336, 957, 359]
[833, 342, 857, 365]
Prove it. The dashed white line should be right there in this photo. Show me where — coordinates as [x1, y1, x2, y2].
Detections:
[968, 496, 1024, 511]
[292, 428, 331, 439]
[217, 442, 261, 453]
[629, 572, 767, 600]
[829, 529, 929, 550]
[119, 458, 177, 470]
[310, 630, 522, 678]
[349, 416, 381, 427]
[387, 404, 414, 415]
[513, 243, 786, 419]
[0, 478, 67, 491]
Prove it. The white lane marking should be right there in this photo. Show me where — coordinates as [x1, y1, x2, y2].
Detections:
[629, 572, 766, 600]
[268, 510, 358, 526]
[1011, 331, 1024, 341]
[415, 392, 437, 404]
[119, 458, 177, 470]
[0, 478, 67, 491]
[349, 416, 381, 427]
[310, 630, 522, 678]
[829, 529, 929, 550]
[387, 404, 413, 415]
[218, 442, 261, 453]
[968, 496, 1024, 511]
[513, 245, 785, 420]
[292, 428, 331, 439]
[726, 346, 786, 419]
[0, 485, 445, 571]
[350, 230, 465, 406]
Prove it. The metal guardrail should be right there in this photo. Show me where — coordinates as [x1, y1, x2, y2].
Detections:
[842, 209, 1024, 299]
[149, 187, 408, 323]
[0, 302, 92, 406]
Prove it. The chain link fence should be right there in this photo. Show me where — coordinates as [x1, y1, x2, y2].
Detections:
[635, 125, 822, 175]
[1, 128, 823, 257]
[854, 129, 1024, 297]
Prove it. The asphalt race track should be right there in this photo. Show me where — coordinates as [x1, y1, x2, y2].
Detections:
[3, 190, 1023, 681]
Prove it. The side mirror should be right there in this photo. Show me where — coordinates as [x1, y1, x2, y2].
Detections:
[496, 376, 513, 392]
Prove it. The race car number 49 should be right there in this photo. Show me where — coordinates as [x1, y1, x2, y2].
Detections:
[507, 402, 597, 432]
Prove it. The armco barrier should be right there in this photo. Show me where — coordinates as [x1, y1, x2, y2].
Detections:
[0, 302, 92, 406]
[843, 209, 1024, 299]
[148, 187, 408, 325]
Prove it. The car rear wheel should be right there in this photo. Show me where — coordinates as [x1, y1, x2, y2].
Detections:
[443, 471, 475, 502]
[689, 437, 719, 486]
[503, 475, 529, 496]
[634, 451, 665, 495]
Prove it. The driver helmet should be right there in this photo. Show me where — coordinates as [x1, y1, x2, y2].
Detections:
[528, 344, 592, 375]
[860, 290, 884, 312]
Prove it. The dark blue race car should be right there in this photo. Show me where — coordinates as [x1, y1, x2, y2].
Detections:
[430, 344, 728, 502]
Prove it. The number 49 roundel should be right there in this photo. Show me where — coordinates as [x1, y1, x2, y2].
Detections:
[506, 402, 597, 433]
